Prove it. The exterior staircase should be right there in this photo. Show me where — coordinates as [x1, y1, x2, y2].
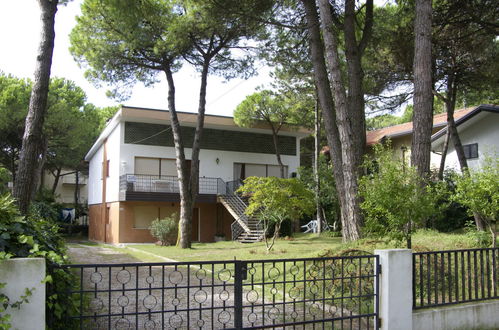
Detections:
[218, 194, 264, 243]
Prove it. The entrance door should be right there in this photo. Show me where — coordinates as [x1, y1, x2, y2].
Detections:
[191, 208, 199, 242]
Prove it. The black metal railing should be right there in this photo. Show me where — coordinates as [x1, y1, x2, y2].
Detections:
[50, 255, 379, 329]
[119, 174, 224, 195]
[226, 179, 243, 195]
[413, 248, 498, 309]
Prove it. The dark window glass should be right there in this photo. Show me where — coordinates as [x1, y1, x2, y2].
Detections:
[463, 143, 478, 159]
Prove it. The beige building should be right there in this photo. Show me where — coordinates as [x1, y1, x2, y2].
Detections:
[41, 169, 88, 206]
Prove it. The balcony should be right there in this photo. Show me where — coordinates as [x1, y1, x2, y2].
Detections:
[119, 174, 229, 202]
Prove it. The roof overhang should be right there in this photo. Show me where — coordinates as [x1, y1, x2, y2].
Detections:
[431, 104, 498, 147]
[84, 105, 312, 161]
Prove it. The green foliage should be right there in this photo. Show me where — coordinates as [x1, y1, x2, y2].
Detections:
[0, 73, 108, 180]
[149, 214, 178, 246]
[463, 221, 492, 248]
[239, 177, 315, 224]
[0, 167, 10, 195]
[234, 89, 308, 129]
[359, 145, 444, 244]
[366, 105, 413, 130]
[453, 158, 498, 246]
[427, 170, 470, 232]
[298, 154, 340, 227]
[0, 283, 33, 330]
[453, 158, 498, 222]
[238, 177, 314, 250]
[71, 0, 273, 99]
[0, 194, 78, 328]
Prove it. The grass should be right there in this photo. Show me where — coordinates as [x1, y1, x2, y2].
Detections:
[121, 229, 487, 263]
[125, 233, 343, 262]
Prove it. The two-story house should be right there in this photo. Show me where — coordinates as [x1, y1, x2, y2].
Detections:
[85, 106, 309, 244]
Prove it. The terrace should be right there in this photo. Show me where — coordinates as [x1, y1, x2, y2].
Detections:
[118, 174, 241, 202]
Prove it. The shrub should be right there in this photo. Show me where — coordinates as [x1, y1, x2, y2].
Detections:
[0, 194, 77, 329]
[359, 144, 445, 247]
[452, 157, 498, 247]
[150, 214, 178, 246]
[427, 170, 470, 232]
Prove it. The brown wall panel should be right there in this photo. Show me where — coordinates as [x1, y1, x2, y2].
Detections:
[91, 200, 227, 244]
[197, 203, 217, 243]
[119, 201, 180, 243]
[88, 204, 104, 242]
[221, 206, 236, 240]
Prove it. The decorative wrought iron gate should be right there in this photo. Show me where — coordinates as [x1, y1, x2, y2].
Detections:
[50, 255, 379, 329]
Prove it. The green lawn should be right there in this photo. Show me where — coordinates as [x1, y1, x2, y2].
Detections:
[121, 229, 486, 262]
[126, 233, 343, 262]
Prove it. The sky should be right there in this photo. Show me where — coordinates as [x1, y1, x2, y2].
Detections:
[0, 1, 272, 117]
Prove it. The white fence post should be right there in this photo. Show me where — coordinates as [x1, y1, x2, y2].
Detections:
[375, 249, 412, 330]
[0, 258, 46, 330]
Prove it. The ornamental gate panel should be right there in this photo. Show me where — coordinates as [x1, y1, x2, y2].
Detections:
[50, 256, 379, 329]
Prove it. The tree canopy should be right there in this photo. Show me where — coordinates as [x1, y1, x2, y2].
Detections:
[0, 73, 115, 190]
[71, 0, 274, 248]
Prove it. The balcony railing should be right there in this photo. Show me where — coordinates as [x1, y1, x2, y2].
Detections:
[119, 174, 227, 195]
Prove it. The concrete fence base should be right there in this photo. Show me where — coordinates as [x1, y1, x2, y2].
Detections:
[413, 300, 499, 330]
[375, 249, 499, 330]
[0, 258, 45, 330]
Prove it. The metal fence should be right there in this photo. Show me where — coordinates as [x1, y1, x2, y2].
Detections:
[50, 255, 379, 329]
[413, 248, 499, 309]
[119, 174, 225, 195]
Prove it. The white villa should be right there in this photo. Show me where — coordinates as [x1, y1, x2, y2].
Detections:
[85, 106, 309, 244]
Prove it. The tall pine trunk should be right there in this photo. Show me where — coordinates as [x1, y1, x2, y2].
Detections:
[301, 0, 350, 240]
[164, 66, 192, 249]
[314, 98, 324, 233]
[411, 0, 433, 179]
[270, 126, 286, 178]
[14, 0, 58, 214]
[316, 0, 372, 241]
[440, 74, 486, 231]
[164, 56, 210, 249]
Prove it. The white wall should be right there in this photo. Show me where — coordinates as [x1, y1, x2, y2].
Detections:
[87, 146, 103, 205]
[119, 128, 300, 177]
[441, 113, 498, 172]
[0, 258, 46, 330]
[105, 122, 122, 203]
[88, 120, 303, 203]
[120, 144, 299, 181]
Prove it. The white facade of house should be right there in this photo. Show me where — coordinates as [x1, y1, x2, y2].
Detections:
[86, 107, 307, 205]
[432, 108, 498, 173]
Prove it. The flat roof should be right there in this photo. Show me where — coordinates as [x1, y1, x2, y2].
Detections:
[85, 105, 311, 161]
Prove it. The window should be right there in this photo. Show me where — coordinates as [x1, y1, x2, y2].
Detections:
[134, 157, 178, 176]
[233, 163, 289, 179]
[463, 143, 478, 159]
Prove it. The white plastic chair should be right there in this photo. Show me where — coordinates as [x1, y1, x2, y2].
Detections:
[301, 220, 318, 233]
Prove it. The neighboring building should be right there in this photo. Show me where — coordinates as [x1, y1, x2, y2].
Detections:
[41, 169, 88, 205]
[85, 106, 309, 244]
[431, 104, 498, 172]
[365, 106, 476, 167]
